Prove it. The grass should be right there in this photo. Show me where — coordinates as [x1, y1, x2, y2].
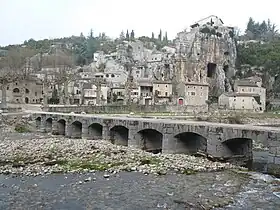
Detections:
[57, 159, 126, 171]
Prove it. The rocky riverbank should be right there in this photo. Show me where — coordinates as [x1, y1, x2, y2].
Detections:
[0, 132, 242, 176]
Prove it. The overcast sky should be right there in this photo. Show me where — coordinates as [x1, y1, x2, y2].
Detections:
[1, 0, 279, 46]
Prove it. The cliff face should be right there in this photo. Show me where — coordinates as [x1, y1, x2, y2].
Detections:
[175, 22, 237, 97]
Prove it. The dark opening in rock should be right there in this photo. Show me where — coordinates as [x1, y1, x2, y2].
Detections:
[223, 65, 229, 75]
[207, 63, 217, 78]
[224, 51, 229, 56]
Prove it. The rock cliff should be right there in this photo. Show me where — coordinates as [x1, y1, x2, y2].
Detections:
[175, 18, 237, 97]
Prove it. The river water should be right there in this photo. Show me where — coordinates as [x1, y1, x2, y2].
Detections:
[0, 171, 279, 210]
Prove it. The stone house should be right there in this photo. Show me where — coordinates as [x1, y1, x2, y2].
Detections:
[138, 79, 153, 105]
[4, 77, 43, 104]
[218, 92, 263, 112]
[109, 86, 139, 104]
[234, 79, 266, 111]
[153, 81, 172, 104]
[83, 83, 109, 105]
[177, 82, 209, 106]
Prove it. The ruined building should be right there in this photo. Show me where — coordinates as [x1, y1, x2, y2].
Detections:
[174, 15, 237, 98]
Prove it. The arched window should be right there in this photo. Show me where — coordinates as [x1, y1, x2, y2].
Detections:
[13, 88, 20, 93]
[25, 88, 30, 94]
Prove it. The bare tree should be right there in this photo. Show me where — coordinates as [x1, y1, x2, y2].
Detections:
[124, 45, 134, 106]
[41, 53, 76, 105]
[0, 47, 36, 112]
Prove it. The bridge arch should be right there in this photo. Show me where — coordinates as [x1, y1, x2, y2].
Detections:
[69, 121, 82, 138]
[35, 117, 41, 129]
[88, 123, 103, 140]
[174, 132, 207, 154]
[46, 118, 52, 132]
[136, 129, 163, 154]
[110, 125, 129, 146]
[57, 119, 66, 135]
[222, 138, 253, 167]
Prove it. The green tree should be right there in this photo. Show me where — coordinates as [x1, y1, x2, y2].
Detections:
[126, 30, 130, 41]
[158, 29, 162, 41]
[119, 30, 125, 41]
[130, 30, 135, 41]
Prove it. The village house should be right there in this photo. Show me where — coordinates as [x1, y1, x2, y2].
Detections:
[138, 79, 153, 105]
[3, 77, 43, 104]
[83, 83, 109, 105]
[177, 82, 209, 106]
[153, 81, 172, 104]
[109, 86, 139, 104]
[218, 79, 266, 112]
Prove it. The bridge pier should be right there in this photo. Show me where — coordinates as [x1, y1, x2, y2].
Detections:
[206, 133, 224, 157]
[128, 128, 139, 148]
[52, 118, 59, 135]
[102, 125, 110, 141]
[39, 115, 47, 133]
[82, 122, 89, 139]
[65, 122, 71, 138]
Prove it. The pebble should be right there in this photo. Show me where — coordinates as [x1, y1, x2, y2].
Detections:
[0, 133, 242, 176]
[104, 174, 110, 179]
[84, 177, 92, 182]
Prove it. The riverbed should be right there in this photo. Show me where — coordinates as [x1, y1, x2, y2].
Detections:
[0, 131, 279, 209]
[0, 171, 279, 209]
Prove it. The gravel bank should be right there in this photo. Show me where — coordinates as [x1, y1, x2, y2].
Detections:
[0, 133, 242, 176]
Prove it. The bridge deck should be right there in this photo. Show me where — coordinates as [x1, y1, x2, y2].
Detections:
[33, 111, 280, 133]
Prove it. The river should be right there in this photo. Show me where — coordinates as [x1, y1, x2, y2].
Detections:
[0, 170, 279, 209]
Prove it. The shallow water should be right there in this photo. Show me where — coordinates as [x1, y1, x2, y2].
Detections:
[0, 171, 279, 209]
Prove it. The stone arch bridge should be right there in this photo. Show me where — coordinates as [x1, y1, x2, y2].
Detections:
[33, 112, 280, 168]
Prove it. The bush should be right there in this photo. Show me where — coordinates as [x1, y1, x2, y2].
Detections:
[227, 115, 243, 124]
[14, 124, 30, 133]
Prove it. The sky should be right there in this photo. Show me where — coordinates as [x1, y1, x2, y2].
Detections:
[1, 0, 279, 46]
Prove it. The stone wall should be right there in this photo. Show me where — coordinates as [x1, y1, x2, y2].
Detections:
[43, 104, 208, 114]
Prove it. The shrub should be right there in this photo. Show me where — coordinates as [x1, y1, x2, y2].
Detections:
[14, 124, 31, 133]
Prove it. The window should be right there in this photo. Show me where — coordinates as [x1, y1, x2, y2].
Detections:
[158, 85, 159, 87]
[165, 85, 167, 87]
[201, 87, 203, 89]
[106, 74, 109, 77]
[15, 82, 18, 85]
[13, 88, 20, 93]
[111, 74, 115, 77]
[25, 89, 30, 94]
[242, 106, 244, 109]
[242, 99, 244, 102]
[165, 92, 168, 96]
[6, 86, 9, 90]
[191, 92, 195, 96]
[234, 99, 236, 101]
[35, 92, 37, 96]
[242, 89, 244, 92]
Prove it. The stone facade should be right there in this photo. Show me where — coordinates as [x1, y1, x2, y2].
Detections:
[34, 112, 280, 173]
[1, 78, 43, 104]
[184, 82, 209, 106]
[219, 79, 266, 112]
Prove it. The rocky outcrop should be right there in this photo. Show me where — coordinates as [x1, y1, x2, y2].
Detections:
[175, 17, 237, 97]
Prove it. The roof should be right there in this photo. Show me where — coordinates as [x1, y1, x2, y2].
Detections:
[222, 92, 260, 97]
[185, 82, 209, 87]
[235, 80, 258, 87]
[153, 80, 172, 84]
[244, 76, 262, 83]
